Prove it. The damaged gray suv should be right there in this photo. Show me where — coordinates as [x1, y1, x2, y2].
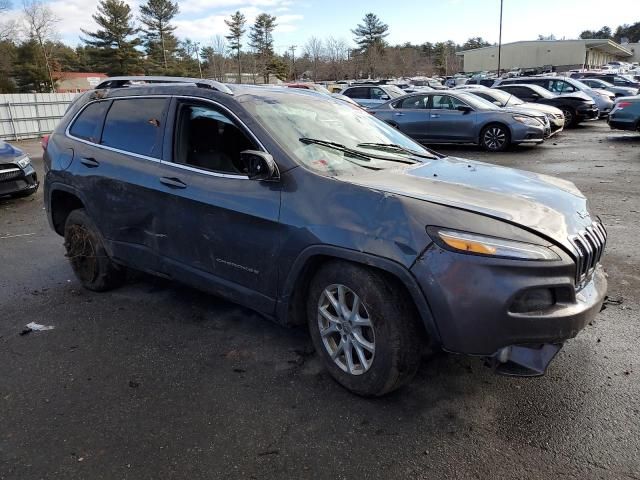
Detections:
[44, 76, 607, 396]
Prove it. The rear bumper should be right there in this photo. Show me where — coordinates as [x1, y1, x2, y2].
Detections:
[411, 244, 607, 356]
[608, 116, 639, 131]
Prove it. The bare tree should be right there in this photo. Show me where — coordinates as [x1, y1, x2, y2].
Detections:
[0, 0, 18, 41]
[325, 37, 348, 81]
[22, 0, 59, 91]
[304, 36, 324, 81]
[204, 34, 227, 81]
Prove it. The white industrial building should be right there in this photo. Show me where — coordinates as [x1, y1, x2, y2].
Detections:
[457, 39, 634, 73]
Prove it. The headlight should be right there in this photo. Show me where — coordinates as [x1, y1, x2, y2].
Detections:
[429, 228, 560, 261]
[14, 154, 31, 169]
[512, 115, 543, 127]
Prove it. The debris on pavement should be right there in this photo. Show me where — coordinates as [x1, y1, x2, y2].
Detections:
[600, 296, 624, 311]
[20, 322, 55, 335]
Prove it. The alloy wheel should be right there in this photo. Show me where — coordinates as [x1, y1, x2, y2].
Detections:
[317, 284, 375, 375]
[483, 127, 507, 151]
[561, 108, 574, 126]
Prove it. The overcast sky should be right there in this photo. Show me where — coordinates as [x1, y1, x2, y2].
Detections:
[4, 0, 638, 53]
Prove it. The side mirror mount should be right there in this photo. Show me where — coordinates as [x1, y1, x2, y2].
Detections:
[457, 105, 473, 113]
[239, 150, 279, 181]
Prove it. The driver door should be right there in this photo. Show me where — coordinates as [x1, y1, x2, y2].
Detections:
[155, 98, 283, 302]
[424, 94, 476, 142]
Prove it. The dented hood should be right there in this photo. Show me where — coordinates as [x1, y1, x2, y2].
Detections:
[346, 156, 594, 249]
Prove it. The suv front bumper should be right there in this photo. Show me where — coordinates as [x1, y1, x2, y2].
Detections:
[411, 244, 607, 360]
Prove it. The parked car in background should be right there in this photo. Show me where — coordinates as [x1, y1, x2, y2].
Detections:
[286, 83, 332, 94]
[495, 83, 598, 127]
[463, 87, 565, 134]
[370, 90, 549, 151]
[496, 76, 615, 118]
[577, 77, 639, 98]
[340, 84, 406, 109]
[608, 96, 640, 133]
[583, 73, 640, 90]
[0, 140, 39, 198]
[410, 77, 448, 90]
[44, 76, 608, 395]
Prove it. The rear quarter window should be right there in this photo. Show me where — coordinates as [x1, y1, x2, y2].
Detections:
[101, 98, 168, 158]
[69, 101, 110, 143]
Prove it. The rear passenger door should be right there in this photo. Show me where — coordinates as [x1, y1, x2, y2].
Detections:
[67, 96, 170, 272]
[154, 98, 282, 305]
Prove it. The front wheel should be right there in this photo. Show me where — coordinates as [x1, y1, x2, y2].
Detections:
[480, 124, 510, 152]
[307, 261, 422, 396]
[560, 107, 577, 127]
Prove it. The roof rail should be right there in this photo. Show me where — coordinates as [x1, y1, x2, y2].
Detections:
[95, 76, 233, 95]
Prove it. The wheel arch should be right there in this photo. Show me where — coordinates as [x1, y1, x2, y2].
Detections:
[276, 245, 441, 346]
[478, 121, 512, 146]
[48, 184, 87, 236]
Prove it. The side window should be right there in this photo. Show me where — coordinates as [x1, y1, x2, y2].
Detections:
[431, 95, 466, 110]
[344, 87, 369, 99]
[173, 103, 257, 174]
[370, 87, 388, 100]
[69, 101, 110, 143]
[548, 80, 576, 93]
[101, 98, 167, 158]
[397, 95, 428, 109]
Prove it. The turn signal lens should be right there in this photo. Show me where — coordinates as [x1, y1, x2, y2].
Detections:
[432, 229, 560, 261]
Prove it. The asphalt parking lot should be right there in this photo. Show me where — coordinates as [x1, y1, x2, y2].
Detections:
[1, 122, 639, 479]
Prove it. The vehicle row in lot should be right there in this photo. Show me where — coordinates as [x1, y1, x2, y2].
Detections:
[495, 76, 615, 119]
[370, 90, 551, 151]
[0, 140, 39, 198]
[42, 76, 608, 396]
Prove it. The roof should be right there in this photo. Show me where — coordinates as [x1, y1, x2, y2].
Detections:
[458, 39, 633, 57]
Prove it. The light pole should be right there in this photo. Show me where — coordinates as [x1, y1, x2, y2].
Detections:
[497, 0, 504, 76]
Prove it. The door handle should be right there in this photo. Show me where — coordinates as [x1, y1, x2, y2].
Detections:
[80, 157, 99, 168]
[394, 112, 405, 116]
[431, 114, 440, 118]
[160, 176, 187, 189]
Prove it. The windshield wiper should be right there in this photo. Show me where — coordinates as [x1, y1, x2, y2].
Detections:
[356, 142, 438, 160]
[358, 143, 446, 163]
[299, 137, 382, 170]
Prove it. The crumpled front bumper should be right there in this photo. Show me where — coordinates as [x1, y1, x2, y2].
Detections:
[411, 244, 607, 365]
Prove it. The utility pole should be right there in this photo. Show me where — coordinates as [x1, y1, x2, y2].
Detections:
[194, 41, 203, 78]
[497, 0, 504, 76]
[289, 45, 297, 81]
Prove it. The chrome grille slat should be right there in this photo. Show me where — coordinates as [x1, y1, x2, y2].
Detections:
[570, 220, 607, 286]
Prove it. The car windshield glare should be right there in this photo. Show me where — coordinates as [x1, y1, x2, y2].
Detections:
[239, 91, 433, 175]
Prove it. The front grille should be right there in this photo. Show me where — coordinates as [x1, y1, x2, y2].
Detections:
[569, 221, 607, 285]
[0, 168, 22, 182]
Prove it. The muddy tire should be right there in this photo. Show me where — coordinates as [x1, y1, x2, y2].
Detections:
[64, 209, 125, 292]
[307, 261, 422, 396]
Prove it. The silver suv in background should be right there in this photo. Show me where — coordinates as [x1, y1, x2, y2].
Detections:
[340, 84, 407, 109]
[578, 77, 639, 98]
[495, 76, 615, 117]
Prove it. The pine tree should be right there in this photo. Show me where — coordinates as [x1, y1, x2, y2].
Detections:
[81, 0, 142, 75]
[249, 13, 276, 83]
[225, 11, 246, 83]
[139, 0, 179, 73]
[352, 13, 388, 78]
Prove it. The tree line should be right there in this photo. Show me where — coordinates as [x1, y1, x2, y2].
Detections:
[2, 0, 637, 94]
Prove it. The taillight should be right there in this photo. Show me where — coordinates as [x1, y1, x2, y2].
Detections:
[41, 134, 50, 150]
[616, 101, 632, 110]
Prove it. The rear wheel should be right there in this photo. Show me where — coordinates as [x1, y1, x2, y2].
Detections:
[307, 261, 422, 396]
[64, 209, 126, 292]
[480, 124, 510, 152]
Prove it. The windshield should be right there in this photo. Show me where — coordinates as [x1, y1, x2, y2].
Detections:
[384, 85, 406, 98]
[457, 92, 501, 110]
[239, 90, 434, 176]
[478, 89, 524, 106]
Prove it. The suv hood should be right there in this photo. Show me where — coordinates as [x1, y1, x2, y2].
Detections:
[346, 156, 594, 251]
[557, 91, 592, 102]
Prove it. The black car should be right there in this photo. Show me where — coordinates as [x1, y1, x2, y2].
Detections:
[494, 84, 598, 127]
[0, 140, 39, 198]
[574, 73, 640, 90]
[44, 76, 608, 396]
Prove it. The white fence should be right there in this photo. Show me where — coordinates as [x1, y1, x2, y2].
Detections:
[0, 93, 79, 141]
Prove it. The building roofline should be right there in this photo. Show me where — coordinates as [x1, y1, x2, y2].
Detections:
[459, 38, 632, 56]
